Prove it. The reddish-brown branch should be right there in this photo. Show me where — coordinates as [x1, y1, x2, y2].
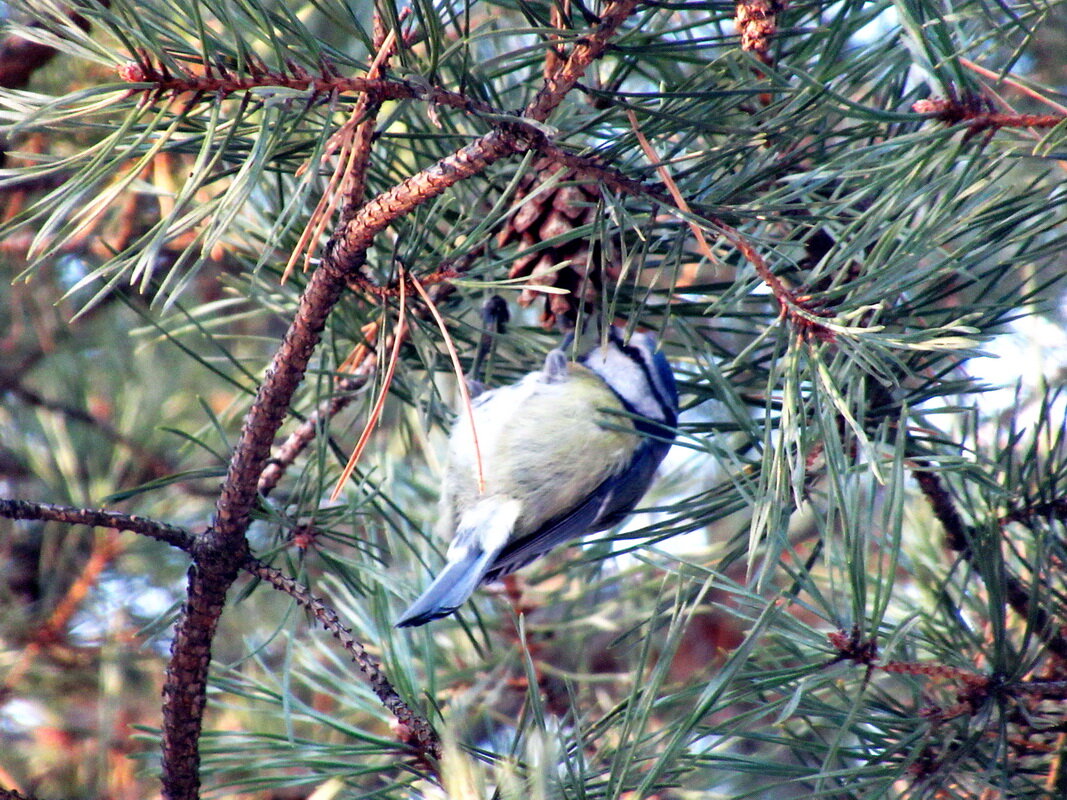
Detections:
[258, 252, 474, 498]
[537, 141, 829, 337]
[0, 498, 431, 760]
[120, 58, 495, 117]
[542, 2, 569, 83]
[0, 498, 196, 551]
[913, 98, 1065, 135]
[161, 256, 347, 799]
[286, 9, 409, 279]
[910, 463, 971, 554]
[245, 557, 441, 761]
[535, 141, 663, 199]
[328, 130, 523, 273]
[526, 0, 641, 122]
[341, 8, 410, 220]
[257, 373, 370, 497]
[829, 629, 1067, 721]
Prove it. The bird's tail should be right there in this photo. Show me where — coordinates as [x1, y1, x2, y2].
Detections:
[395, 499, 519, 628]
[394, 547, 496, 627]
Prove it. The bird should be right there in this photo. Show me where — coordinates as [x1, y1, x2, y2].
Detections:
[395, 325, 678, 627]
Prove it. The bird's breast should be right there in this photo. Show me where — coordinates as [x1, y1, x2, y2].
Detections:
[443, 367, 640, 537]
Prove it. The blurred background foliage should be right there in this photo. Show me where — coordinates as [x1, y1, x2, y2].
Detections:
[2, 0, 1067, 798]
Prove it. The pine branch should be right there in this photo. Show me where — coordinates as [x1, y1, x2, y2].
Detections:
[0, 498, 195, 551]
[911, 464, 1067, 661]
[8, 0, 1065, 795]
[258, 249, 481, 497]
[339, 9, 408, 222]
[535, 140, 832, 336]
[245, 557, 441, 763]
[119, 58, 496, 118]
[0, 498, 435, 762]
[526, 0, 641, 121]
[257, 373, 369, 497]
[913, 97, 1065, 134]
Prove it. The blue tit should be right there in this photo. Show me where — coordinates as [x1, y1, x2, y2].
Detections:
[395, 326, 678, 627]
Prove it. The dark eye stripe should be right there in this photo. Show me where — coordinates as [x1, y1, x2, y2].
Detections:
[609, 329, 677, 425]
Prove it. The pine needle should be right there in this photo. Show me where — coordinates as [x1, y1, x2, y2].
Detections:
[408, 272, 486, 494]
[329, 277, 408, 502]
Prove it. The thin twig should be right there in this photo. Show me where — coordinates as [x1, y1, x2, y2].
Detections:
[341, 10, 411, 220]
[910, 463, 1067, 661]
[258, 373, 371, 496]
[0, 498, 440, 760]
[285, 15, 408, 282]
[122, 59, 497, 119]
[257, 250, 482, 498]
[244, 556, 441, 760]
[0, 498, 195, 551]
[913, 98, 1065, 135]
[542, 129, 821, 336]
[329, 276, 408, 501]
[526, 0, 641, 121]
[535, 141, 665, 200]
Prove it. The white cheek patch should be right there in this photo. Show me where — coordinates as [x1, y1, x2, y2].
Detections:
[584, 346, 664, 421]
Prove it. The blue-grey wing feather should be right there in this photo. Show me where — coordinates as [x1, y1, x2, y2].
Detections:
[590, 438, 671, 530]
[482, 440, 667, 583]
[395, 545, 496, 627]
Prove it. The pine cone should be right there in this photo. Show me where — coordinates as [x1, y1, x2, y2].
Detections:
[736, 0, 784, 64]
[497, 157, 611, 328]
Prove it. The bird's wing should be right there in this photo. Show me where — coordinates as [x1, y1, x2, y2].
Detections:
[481, 441, 665, 583]
[588, 438, 672, 530]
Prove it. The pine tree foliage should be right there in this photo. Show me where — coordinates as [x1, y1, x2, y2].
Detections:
[1, 0, 1067, 798]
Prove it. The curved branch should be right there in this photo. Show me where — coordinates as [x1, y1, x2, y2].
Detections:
[122, 59, 497, 119]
